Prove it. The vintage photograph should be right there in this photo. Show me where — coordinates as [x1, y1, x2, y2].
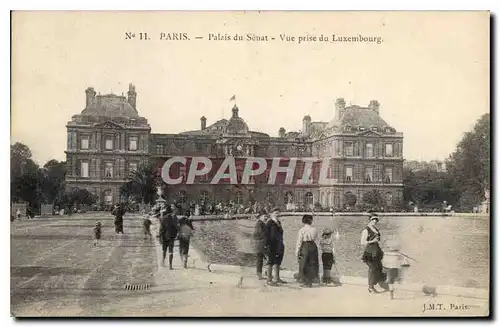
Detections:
[10, 11, 490, 317]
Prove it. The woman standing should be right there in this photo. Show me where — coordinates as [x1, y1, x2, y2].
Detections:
[112, 203, 126, 234]
[295, 214, 319, 288]
[361, 215, 387, 293]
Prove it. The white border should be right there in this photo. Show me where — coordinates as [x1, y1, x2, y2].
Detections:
[2, 1, 497, 327]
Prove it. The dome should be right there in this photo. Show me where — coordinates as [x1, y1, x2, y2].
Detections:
[223, 105, 250, 136]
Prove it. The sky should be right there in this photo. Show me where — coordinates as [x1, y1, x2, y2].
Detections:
[11, 11, 489, 165]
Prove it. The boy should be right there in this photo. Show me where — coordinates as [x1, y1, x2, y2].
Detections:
[93, 221, 102, 247]
[143, 215, 152, 241]
[382, 239, 403, 300]
[319, 228, 342, 286]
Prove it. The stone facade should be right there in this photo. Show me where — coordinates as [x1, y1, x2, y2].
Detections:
[66, 84, 404, 209]
[65, 84, 151, 205]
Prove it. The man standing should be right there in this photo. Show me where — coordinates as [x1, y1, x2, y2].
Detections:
[265, 207, 287, 286]
[159, 205, 179, 269]
[254, 209, 268, 280]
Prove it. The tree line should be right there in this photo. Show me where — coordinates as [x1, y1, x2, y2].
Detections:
[10, 113, 489, 213]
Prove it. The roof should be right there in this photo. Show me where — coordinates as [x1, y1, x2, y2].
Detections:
[81, 94, 139, 118]
[329, 105, 391, 129]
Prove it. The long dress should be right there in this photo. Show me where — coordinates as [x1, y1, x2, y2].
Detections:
[361, 226, 385, 288]
[296, 226, 319, 286]
[112, 207, 125, 234]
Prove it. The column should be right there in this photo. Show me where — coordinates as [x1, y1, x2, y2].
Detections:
[91, 132, 96, 151]
[121, 132, 126, 151]
[96, 158, 101, 179]
[71, 131, 78, 149]
[115, 158, 121, 178]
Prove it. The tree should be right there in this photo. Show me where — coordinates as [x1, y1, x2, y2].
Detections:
[447, 113, 490, 210]
[363, 189, 386, 208]
[10, 142, 42, 208]
[403, 168, 459, 208]
[120, 163, 157, 204]
[64, 188, 98, 207]
[41, 160, 67, 204]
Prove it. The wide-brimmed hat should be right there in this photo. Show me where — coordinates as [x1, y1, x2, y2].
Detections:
[271, 207, 281, 213]
[368, 215, 379, 222]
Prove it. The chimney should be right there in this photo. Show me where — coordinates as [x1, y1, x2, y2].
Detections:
[335, 98, 346, 120]
[302, 115, 311, 135]
[85, 87, 96, 108]
[201, 116, 207, 130]
[127, 83, 137, 109]
[369, 100, 380, 115]
[279, 127, 286, 138]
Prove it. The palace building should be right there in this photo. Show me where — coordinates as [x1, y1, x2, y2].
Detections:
[65, 84, 404, 210]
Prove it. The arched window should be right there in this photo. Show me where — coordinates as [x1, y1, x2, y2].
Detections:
[385, 192, 393, 206]
[234, 191, 243, 205]
[104, 189, 113, 205]
[304, 192, 314, 206]
[179, 190, 187, 204]
[266, 191, 273, 204]
[200, 190, 209, 204]
[344, 192, 357, 207]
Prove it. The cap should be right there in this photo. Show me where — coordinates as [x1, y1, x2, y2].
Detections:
[368, 215, 379, 222]
[271, 207, 281, 213]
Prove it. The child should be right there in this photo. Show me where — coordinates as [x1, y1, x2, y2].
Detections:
[382, 239, 403, 300]
[320, 228, 341, 286]
[93, 221, 102, 247]
[143, 215, 152, 241]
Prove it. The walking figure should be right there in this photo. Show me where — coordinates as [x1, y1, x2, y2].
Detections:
[382, 239, 404, 300]
[178, 212, 195, 269]
[143, 215, 152, 241]
[159, 206, 179, 269]
[93, 221, 102, 247]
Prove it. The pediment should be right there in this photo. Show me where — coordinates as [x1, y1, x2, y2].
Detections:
[357, 130, 382, 137]
[93, 121, 125, 129]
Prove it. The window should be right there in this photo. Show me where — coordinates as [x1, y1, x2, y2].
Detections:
[81, 136, 89, 150]
[105, 137, 113, 150]
[385, 143, 393, 157]
[366, 143, 374, 157]
[179, 191, 187, 204]
[129, 162, 138, 173]
[344, 142, 354, 156]
[81, 161, 89, 178]
[234, 191, 243, 205]
[304, 192, 314, 207]
[345, 167, 353, 182]
[200, 191, 209, 203]
[129, 136, 138, 151]
[385, 167, 393, 183]
[105, 162, 113, 178]
[156, 144, 164, 154]
[104, 189, 113, 205]
[365, 167, 373, 182]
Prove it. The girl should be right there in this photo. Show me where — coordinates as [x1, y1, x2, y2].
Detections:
[93, 221, 102, 247]
[320, 228, 342, 286]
